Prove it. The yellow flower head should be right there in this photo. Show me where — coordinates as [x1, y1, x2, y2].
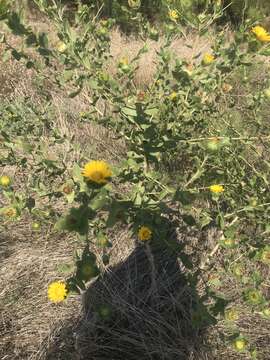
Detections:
[169, 91, 178, 101]
[225, 308, 239, 322]
[4, 207, 17, 218]
[82, 160, 112, 184]
[169, 9, 179, 21]
[57, 41, 67, 53]
[32, 222, 41, 231]
[234, 338, 247, 352]
[48, 281, 67, 303]
[202, 53, 215, 65]
[260, 248, 270, 265]
[119, 57, 129, 66]
[209, 184, 224, 194]
[138, 226, 152, 241]
[0, 175, 11, 187]
[251, 25, 270, 43]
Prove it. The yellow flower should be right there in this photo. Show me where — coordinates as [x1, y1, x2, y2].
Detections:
[57, 41, 67, 53]
[119, 57, 129, 66]
[260, 248, 270, 265]
[225, 308, 239, 322]
[168, 9, 179, 21]
[169, 91, 178, 101]
[138, 226, 152, 241]
[233, 338, 248, 352]
[0, 175, 11, 187]
[32, 222, 41, 231]
[251, 25, 270, 43]
[209, 184, 224, 193]
[202, 53, 215, 65]
[82, 160, 112, 184]
[48, 281, 67, 303]
[4, 207, 17, 218]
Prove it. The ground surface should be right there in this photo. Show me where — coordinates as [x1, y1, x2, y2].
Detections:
[1, 9, 270, 360]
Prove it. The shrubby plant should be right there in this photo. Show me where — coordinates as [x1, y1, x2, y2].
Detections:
[1, 0, 270, 356]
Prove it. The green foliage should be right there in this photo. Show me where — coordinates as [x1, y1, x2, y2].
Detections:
[1, 1, 270, 356]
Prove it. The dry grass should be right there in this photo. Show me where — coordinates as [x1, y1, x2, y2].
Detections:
[1, 11, 270, 360]
[0, 220, 80, 360]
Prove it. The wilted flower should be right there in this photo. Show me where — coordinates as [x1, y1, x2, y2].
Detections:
[231, 263, 245, 278]
[225, 307, 239, 321]
[260, 247, 270, 265]
[244, 288, 264, 305]
[4, 207, 17, 218]
[222, 83, 233, 93]
[138, 226, 152, 241]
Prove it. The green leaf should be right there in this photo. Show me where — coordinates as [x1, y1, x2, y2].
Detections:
[90, 190, 109, 211]
[38, 32, 48, 48]
[57, 263, 75, 274]
[174, 190, 195, 205]
[73, 163, 83, 182]
[76, 260, 99, 282]
[179, 253, 193, 270]
[106, 201, 124, 228]
[122, 106, 137, 117]
[54, 206, 89, 235]
[210, 297, 229, 317]
[7, 12, 29, 36]
[182, 214, 196, 226]
[96, 232, 111, 248]
[144, 106, 159, 117]
[25, 197, 35, 211]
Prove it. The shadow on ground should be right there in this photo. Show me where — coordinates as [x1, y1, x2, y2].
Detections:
[39, 221, 213, 360]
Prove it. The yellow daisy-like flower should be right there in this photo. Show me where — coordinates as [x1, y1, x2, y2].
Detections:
[169, 91, 178, 101]
[251, 25, 270, 43]
[48, 281, 67, 303]
[202, 53, 215, 65]
[4, 207, 17, 218]
[234, 338, 248, 352]
[57, 41, 67, 53]
[138, 226, 152, 241]
[168, 9, 179, 21]
[209, 184, 224, 193]
[82, 160, 112, 184]
[0, 175, 11, 187]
